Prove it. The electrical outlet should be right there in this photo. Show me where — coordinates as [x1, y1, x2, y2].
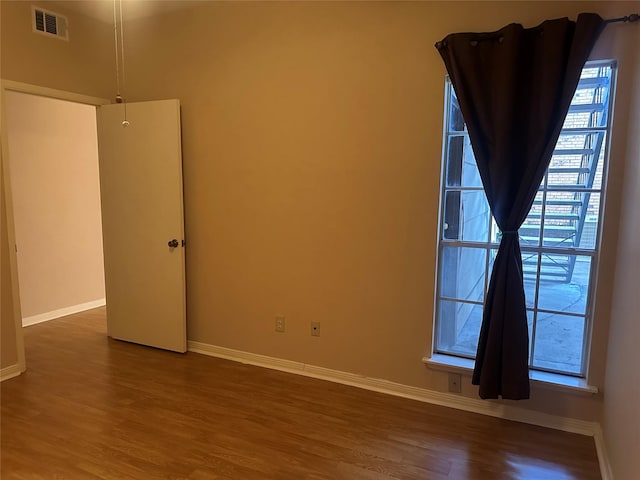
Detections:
[448, 373, 461, 393]
[275, 315, 285, 333]
[310, 322, 320, 337]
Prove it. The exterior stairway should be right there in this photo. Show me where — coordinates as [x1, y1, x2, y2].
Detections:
[520, 67, 611, 283]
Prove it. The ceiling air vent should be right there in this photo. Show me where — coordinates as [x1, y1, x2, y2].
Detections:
[32, 6, 68, 40]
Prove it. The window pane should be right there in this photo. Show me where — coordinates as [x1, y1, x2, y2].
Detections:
[490, 217, 500, 244]
[437, 299, 482, 357]
[563, 66, 611, 129]
[562, 111, 593, 130]
[446, 136, 463, 187]
[550, 131, 607, 191]
[439, 246, 486, 303]
[449, 93, 465, 132]
[435, 62, 613, 377]
[527, 310, 534, 360]
[548, 153, 585, 188]
[537, 256, 591, 315]
[590, 132, 607, 191]
[442, 190, 489, 242]
[446, 135, 482, 187]
[520, 192, 544, 247]
[460, 191, 490, 242]
[490, 249, 537, 309]
[578, 193, 600, 250]
[541, 207, 578, 249]
[533, 312, 585, 374]
[443, 191, 460, 240]
[521, 252, 538, 309]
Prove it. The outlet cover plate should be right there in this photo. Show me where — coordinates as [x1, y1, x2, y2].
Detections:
[311, 322, 320, 337]
[275, 315, 285, 333]
[448, 373, 461, 393]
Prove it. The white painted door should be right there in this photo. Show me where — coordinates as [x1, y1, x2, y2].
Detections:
[96, 100, 186, 353]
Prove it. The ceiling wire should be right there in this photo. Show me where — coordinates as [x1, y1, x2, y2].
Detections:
[119, 0, 128, 126]
[112, 0, 120, 100]
[112, 0, 128, 126]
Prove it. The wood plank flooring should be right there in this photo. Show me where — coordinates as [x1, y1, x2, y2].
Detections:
[1, 307, 601, 479]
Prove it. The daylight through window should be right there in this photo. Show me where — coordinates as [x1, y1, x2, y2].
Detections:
[434, 60, 616, 377]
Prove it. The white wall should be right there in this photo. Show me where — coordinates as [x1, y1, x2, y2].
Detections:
[5, 92, 105, 323]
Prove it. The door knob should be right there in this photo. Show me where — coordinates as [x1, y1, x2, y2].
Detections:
[168, 239, 179, 248]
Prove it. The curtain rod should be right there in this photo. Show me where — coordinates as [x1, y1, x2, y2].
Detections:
[604, 13, 639, 24]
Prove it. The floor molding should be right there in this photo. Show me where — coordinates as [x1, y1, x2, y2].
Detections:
[188, 341, 598, 437]
[594, 424, 614, 480]
[22, 299, 106, 327]
[0, 363, 23, 382]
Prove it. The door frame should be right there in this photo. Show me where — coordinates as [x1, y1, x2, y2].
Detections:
[0, 79, 109, 378]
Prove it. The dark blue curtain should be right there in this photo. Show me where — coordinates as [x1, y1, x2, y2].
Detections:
[436, 14, 604, 399]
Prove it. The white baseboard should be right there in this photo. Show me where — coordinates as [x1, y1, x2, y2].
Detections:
[594, 424, 614, 480]
[22, 298, 106, 326]
[0, 363, 23, 382]
[188, 341, 598, 437]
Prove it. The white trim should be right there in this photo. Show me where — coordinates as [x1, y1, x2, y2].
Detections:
[424, 353, 599, 395]
[0, 363, 23, 382]
[1, 82, 27, 376]
[529, 369, 598, 395]
[188, 341, 598, 437]
[594, 424, 614, 480]
[1, 80, 110, 378]
[22, 299, 106, 326]
[1, 80, 110, 106]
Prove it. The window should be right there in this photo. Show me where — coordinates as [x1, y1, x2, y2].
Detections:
[434, 60, 616, 377]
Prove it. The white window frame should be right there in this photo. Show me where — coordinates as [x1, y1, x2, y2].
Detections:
[432, 59, 617, 379]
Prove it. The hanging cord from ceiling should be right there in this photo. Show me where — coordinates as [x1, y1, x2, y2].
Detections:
[112, 0, 129, 126]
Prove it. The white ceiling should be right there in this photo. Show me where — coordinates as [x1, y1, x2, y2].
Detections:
[55, 0, 198, 24]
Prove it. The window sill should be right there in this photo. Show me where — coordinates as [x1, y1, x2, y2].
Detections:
[423, 354, 598, 395]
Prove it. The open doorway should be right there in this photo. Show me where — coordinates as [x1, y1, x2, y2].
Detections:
[4, 91, 106, 327]
[2, 83, 187, 377]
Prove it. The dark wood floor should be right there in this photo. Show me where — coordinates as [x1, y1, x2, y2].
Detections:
[1, 307, 600, 479]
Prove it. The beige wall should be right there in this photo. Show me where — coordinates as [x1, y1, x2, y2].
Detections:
[584, 3, 640, 404]
[118, 1, 638, 421]
[1, 0, 112, 366]
[1, 0, 639, 423]
[0, 1, 114, 99]
[602, 23, 640, 480]
[5, 91, 105, 321]
[1, 166, 19, 369]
